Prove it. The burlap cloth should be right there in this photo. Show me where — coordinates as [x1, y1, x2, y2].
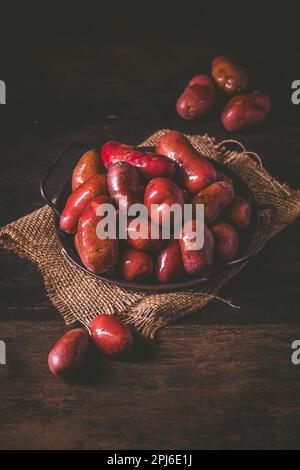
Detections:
[1, 130, 300, 338]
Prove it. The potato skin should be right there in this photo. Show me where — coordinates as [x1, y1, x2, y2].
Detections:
[91, 314, 133, 356]
[225, 196, 251, 230]
[144, 177, 184, 226]
[211, 56, 248, 95]
[157, 238, 184, 283]
[156, 131, 217, 193]
[107, 162, 141, 211]
[48, 328, 90, 377]
[176, 75, 216, 120]
[77, 194, 119, 273]
[60, 174, 108, 234]
[221, 91, 271, 131]
[211, 221, 239, 262]
[120, 248, 154, 281]
[101, 141, 176, 180]
[192, 181, 235, 225]
[179, 221, 215, 275]
[74, 233, 81, 256]
[126, 217, 164, 252]
[72, 149, 105, 192]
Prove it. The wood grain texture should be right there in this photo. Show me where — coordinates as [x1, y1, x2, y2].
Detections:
[0, 6, 300, 449]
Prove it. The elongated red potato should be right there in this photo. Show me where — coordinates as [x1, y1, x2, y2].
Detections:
[77, 194, 119, 273]
[48, 328, 90, 377]
[120, 248, 154, 281]
[107, 161, 141, 211]
[156, 131, 217, 193]
[91, 314, 133, 356]
[211, 56, 248, 95]
[72, 149, 105, 191]
[225, 196, 251, 230]
[221, 91, 271, 131]
[176, 75, 216, 120]
[157, 238, 184, 283]
[126, 216, 164, 252]
[217, 171, 233, 186]
[101, 141, 176, 180]
[211, 221, 239, 262]
[60, 174, 108, 234]
[192, 181, 235, 225]
[144, 177, 184, 226]
[179, 221, 215, 275]
[74, 233, 81, 256]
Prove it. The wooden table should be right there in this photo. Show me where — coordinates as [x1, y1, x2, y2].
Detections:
[0, 6, 300, 449]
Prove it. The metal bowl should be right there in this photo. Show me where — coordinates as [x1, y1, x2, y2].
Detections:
[40, 142, 275, 291]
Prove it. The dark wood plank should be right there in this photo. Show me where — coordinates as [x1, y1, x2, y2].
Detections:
[1, 321, 300, 450]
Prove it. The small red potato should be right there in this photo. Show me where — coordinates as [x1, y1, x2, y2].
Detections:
[74, 233, 81, 256]
[179, 221, 215, 275]
[157, 238, 184, 283]
[225, 196, 251, 230]
[156, 131, 217, 193]
[217, 171, 233, 186]
[60, 174, 108, 234]
[107, 161, 141, 211]
[221, 91, 271, 131]
[126, 216, 164, 252]
[48, 328, 90, 377]
[176, 74, 216, 120]
[72, 149, 105, 191]
[192, 181, 235, 225]
[211, 56, 248, 95]
[91, 314, 133, 356]
[77, 194, 119, 273]
[144, 177, 184, 226]
[101, 141, 176, 180]
[120, 248, 154, 281]
[211, 221, 239, 262]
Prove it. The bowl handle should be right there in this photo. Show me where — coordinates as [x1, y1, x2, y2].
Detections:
[39, 142, 87, 217]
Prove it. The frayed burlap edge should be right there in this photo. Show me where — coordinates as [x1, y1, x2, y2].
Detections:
[1, 129, 300, 339]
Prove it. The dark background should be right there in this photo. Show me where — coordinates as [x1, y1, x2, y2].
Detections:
[1, 3, 300, 450]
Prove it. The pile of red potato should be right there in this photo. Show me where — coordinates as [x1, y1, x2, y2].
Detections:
[59, 130, 251, 284]
[176, 56, 271, 130]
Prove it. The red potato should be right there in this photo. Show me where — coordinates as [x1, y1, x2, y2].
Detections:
[144, 177, 184, 226]
[101, 141, 176, 180]
[107, 162, 141, 212]
[77, 194, 119, 273]
[72, 149, 105, 191]
[191, 181, 235, 225]
[74, 233, 81, 256]
[120, 248, 154, 281]
[211, 221, 239, 262]
[91, 314, 133, 356]
[48, 328, 90, 377]
[157, 238, 184, 283]
[179, 221, 215, 275]
[221, 91, 271, 131]
[60, 174, 108, 234]
[217, 171, 233, 186]
[211, 56, 248, 95]
[155, 131, 218, 193]
[176, 74, 216, 120]
[126, 216, 164, 252]
[225, 196, 251, 230]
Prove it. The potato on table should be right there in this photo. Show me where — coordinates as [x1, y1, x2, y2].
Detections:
[221, 91, 271, 131]
[176, 75, 216, 120]
[211, 56, 248, 95]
